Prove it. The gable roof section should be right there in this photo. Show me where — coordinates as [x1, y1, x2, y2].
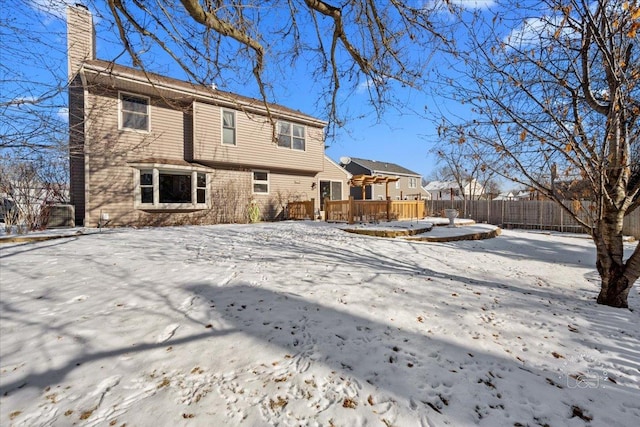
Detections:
[347, 157, 421, 177]
[81, 59, 327, 127]
[324, 156, 352, 179]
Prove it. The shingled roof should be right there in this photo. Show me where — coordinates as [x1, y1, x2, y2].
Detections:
[82, 59, 326, 126]
[347, 157, 421, 176]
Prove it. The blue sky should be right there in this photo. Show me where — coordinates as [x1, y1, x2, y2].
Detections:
[5, 1, 509, 181]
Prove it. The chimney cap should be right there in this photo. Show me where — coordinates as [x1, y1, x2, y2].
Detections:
[74, 3, 89, 10]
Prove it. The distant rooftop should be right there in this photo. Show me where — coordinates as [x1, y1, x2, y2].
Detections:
[423, 180, 459, 191]
[344, 157, 421, 176]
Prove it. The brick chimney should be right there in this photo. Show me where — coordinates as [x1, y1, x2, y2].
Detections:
[67, 4, 95, 80]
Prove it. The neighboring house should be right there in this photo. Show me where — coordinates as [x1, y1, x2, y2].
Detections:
[552, 180, 593, 201]
[423, 179, 485, 201]
[67, 5, 348, 227]
[493, 191, 516, 201]
[511, 181, 591, 202]
[339, 157, 429, 200]
[515, 190, 537, 200]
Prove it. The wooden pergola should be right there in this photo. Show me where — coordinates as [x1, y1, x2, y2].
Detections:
[349, 174, 400, 200]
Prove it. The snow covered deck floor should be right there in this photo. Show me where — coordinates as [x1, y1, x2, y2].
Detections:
[340, 218, 500, 242]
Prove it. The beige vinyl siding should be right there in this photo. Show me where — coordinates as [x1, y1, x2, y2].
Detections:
[85, 88, 187, 159]
[250, 171, 317, 220]
[318, 157, 350, 183]
[86, 161, 135, 226]
[192, 102, 324, 173]
[83, 90, 194, 226]
[85, 164, 253, 227]
[315, 156, 351, 211]
[70, 6, 330, 228]
[208, 168, 319, 222]
[81, 88, 326, 226]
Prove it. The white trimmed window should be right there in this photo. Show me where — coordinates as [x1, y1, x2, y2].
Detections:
[140, 170, 154, 203]
[135, 168, 208, 209]
[252, 170, 269, 194]
[395, 178, 400, 190]
[120, 92, 149, 131]
[222, 110, 236, 145]
[277, 121, 305, 150]
[409, 177, 417, 189]
[196, 172, 207, 203]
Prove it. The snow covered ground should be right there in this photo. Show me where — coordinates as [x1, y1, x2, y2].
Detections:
[0, 221, 638, 426]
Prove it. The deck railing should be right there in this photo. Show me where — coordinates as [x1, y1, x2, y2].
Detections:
[287, 200, 315, 220]
[324, 197, 426, 224]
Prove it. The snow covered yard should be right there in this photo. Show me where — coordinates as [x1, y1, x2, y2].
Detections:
[0, 221, 638, 427]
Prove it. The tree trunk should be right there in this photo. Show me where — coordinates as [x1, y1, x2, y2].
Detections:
[595, 257, 632, 308]
[593, 211, 640, 309]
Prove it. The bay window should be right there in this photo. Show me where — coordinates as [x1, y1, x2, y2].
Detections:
[136, 168, 208, 209]
[159, 172, 192, 203]
[140, 170, 154, 203]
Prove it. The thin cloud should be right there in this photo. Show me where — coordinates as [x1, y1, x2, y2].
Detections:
[505, 12, 580, 48]
[449, 0, 497, 9]
[57, 107, 69, 122]
[356, 79, 374, 94]
[426, 0, 497, 11]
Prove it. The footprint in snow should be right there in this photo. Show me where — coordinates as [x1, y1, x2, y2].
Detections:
[157, 324, 180, 343]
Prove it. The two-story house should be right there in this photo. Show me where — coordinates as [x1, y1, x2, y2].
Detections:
[339, 157, 429, 200]
[67, 5, 349, 227]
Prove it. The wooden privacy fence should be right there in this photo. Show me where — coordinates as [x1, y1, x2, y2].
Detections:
[324, 197, 426, 224]
[428, 200, 640, 239]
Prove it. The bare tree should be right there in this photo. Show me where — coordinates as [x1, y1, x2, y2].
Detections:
[99, 0, 449, 137]
[0, 153, 68, 232]
[431, 131, 501, 201]
[1, 1, 74, 231]
[438, 0, 640, 307]
[0, 0, 70, 154]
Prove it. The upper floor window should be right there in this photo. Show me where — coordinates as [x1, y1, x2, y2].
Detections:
[252, 170, 269, 194]
[277, 121, 305, 151]
[120, 93, 149, 131]
[409, 177, 417, 189]
[222, 110, 236, 145]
